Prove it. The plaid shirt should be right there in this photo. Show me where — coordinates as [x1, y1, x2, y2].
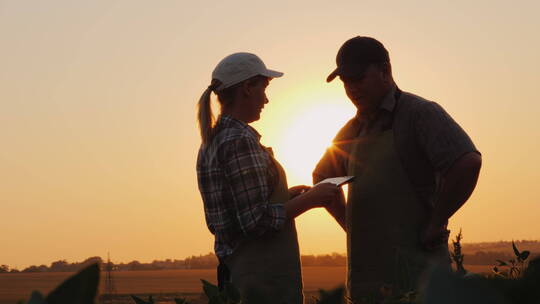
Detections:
[196, 115, 286, 259]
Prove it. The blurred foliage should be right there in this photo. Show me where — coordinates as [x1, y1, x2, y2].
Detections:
[200, 279, 242, 304]
[492, 241, 531, 279]
[23, 263, 99, 304]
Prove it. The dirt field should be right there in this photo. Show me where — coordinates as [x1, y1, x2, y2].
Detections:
[0, 265, 492, 304]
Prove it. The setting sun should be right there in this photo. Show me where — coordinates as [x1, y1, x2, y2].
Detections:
[274, 104, 353, 185]
[254, 83, 356, 188]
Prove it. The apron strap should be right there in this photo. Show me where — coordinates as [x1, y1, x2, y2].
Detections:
[382, 87, 402, 131]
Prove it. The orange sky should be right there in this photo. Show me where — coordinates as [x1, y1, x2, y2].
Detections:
[1, 1, 539, 269]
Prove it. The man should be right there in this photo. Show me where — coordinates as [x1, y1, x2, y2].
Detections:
[314, 36, 482, 302]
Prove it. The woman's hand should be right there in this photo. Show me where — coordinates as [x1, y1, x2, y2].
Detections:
[288, 185, 311, 199]
[284, 183, 340, 219]
[301, 183, 340, 207]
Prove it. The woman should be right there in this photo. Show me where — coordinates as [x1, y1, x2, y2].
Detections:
[196, 53, 339, 303]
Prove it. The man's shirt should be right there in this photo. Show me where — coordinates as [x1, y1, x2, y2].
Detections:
[197, 115, 286, 259]
[313, 86, 480, 209]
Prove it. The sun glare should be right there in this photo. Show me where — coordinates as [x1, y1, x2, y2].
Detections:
[271, 103, 354, 186]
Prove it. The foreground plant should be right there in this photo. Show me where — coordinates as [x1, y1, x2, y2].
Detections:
[492, 240, 531, 279]
[451, 229, 467, 276]
[24, 263, 99, 304]
[200, 279, 241, 304]
[424, 256, 540, 304]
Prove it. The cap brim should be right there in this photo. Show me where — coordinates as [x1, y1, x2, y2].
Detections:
[327, 64, 371, 83]
[262, 69, 283, 78]
[326, 68, 339, 83]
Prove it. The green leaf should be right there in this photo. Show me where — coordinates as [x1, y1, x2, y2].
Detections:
[512, 240, 521, 257]
[520, 250, 530, 261]
[45, 263, 99, 304]
[496, 259, 507, 266]
[27, 291, 46, 304]
[201, 279, 220, 299]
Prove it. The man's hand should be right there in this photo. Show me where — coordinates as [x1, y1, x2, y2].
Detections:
[288, 185, 311, 199]
[325, 189, 347, 231]
[423, 152, 481, 250]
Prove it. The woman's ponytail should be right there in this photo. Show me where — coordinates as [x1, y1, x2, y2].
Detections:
[197, 80, 220, 144]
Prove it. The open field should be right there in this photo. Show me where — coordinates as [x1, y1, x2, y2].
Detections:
[0, 265, 493, 304]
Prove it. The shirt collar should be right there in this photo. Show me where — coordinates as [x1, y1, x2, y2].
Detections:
[354, 84, 397, 121]
[218, 114, 262, 140]
[379, 84, 398, 113]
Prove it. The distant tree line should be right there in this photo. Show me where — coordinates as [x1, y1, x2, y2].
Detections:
[461, 240, 540, 253]
[301, 253, 346, 266]
[0, 256, 104, 273]
[2, 242, 539, 273]
[460, 251, 540, 265]
[1, 253, 348, 273]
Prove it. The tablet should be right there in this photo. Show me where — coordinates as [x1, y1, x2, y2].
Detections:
[314, 176, 355, 187]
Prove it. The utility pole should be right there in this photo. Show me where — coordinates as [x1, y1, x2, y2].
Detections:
[101, 252, 117, 304]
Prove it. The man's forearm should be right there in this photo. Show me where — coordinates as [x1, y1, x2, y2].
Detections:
[325, 190, 347, 231]
[431, 152, 482, 226]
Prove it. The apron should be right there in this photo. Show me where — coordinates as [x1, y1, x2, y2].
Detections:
[346, 129, 450, 302]
[224, 150, 304, 304]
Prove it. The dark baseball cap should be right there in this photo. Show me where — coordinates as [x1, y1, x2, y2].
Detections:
[326, 36, 390, 82]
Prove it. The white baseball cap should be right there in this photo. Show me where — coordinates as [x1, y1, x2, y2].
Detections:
[211, 52, 283, 91]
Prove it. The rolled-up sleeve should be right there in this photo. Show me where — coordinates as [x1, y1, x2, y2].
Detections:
[313, 146, 346, 184]
[220, 135, 285, 237]
[415, 102, 480, 174]
[313, 118, 359, 183]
